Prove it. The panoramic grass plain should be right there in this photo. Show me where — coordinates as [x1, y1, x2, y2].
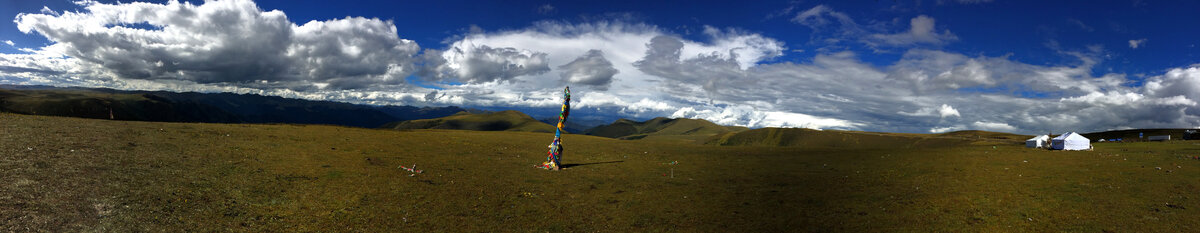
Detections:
[4, 112, 1199, 232]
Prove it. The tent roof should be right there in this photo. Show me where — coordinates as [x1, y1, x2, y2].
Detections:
[1027, 135, 1049, 141]
[1052, 132, 1089, 141]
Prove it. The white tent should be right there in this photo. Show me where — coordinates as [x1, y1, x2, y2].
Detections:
[1051, 132, 1091, 151]
[1026, 135, 1049, 148]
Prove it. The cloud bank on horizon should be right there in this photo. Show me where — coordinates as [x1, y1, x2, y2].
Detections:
[1, 0, 1198, 134]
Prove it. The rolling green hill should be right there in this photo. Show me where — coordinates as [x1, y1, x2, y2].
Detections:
[584, 117, 748, 143]
[705, 128, 1027, 149]
[382, 110, 557, 133]
[0, 88, 241, 123]
[935, 130, 1032, 142]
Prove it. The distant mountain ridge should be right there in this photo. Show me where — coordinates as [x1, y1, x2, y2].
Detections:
[537, 117, 600, 134]
[382, 110, 556, 132]
[705, 128, 1029, 149]
[0, 85, 466, 128]
[584, 117, 749, 143]
[1080, 128, 1200, 141]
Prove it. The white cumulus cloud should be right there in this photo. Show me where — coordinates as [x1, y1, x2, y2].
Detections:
[867, 15, 958, 46]
[671, 106, 862, 129]
[972, 121, 1017, 133]
[427, 44, 550, 84]
[14, 0, 419, 89]
[900, 104, 961, 118]
[1129, 38, 1147, 49]
[929, 125, 969, 133]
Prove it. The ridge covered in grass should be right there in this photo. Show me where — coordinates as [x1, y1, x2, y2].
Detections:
[0, 87, 240, 123]
[584, 117, 748, 143]
[382, 110, 557, 133]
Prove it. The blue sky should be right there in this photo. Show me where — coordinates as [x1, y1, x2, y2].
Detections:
[1, 0, 1199, 133]
[212, 0, 1198, 75]
[8, 0, 1187, 73]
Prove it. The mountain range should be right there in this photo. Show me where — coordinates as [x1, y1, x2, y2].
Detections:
[4, 85, 1196, 146]
[383, 110, 556, 133]
[0, 85, 465, 128]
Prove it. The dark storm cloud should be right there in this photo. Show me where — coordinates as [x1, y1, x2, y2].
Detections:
[558, 49, 618, 90]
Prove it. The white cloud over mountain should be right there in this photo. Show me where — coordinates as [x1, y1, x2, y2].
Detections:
[1, 0, 1198, 134]
[427, 44, 551, 84]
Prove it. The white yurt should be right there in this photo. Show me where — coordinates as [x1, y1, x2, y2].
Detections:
[1025, 135, 1049, 148]
[1051, 132, 1091, 150]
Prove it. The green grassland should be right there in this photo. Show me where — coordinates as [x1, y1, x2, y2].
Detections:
[4, 112, 1200, 232]
[382, 110, 556, 133]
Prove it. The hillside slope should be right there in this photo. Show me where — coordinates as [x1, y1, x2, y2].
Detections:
[0, 88, 242, 123]
[382, 110, 557, 133]
[585, 117, 747, 143]
[935, 130, 1031, 142]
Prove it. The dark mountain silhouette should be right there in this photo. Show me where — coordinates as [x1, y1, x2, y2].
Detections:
[1081, 128, 1200, 142]
[0, 85, 466, 128]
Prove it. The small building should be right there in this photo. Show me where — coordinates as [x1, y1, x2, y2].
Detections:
[1051, 132, 1091, 151]
[1026, 135, 1049, 148]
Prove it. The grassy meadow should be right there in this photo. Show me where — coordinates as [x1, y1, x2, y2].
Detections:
[3, 112, 1199, 232]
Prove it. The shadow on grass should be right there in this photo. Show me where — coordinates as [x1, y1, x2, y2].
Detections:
[561, 160, 624, 168]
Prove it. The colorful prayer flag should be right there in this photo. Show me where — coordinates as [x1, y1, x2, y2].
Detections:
[540, 87, 570, 170]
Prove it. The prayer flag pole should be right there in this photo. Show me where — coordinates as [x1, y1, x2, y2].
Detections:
[540, 86, 571, 170]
